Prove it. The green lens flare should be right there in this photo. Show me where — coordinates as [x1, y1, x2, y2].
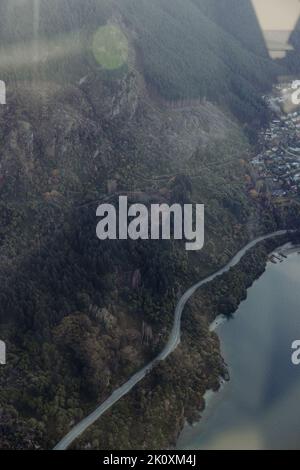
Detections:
[92, 25, 128, 70]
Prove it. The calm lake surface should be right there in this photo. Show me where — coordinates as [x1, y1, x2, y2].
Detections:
[178, 250, 300, 450]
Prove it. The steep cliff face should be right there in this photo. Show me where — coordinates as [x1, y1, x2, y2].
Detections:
[0, 1, 294, 450]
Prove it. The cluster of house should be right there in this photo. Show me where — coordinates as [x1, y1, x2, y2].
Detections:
[251, 84, 300, 201]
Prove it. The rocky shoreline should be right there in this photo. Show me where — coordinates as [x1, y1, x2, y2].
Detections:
[72, 232, 299, 450]
[174, 232, 300, 448]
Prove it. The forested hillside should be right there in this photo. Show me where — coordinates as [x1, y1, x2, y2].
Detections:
[194, 0, 269, 58]
[118, 0, 282, 123]
[0, 0, 299, 451]
[0, 0, 285, 123]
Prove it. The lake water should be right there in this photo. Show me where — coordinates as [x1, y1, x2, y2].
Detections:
[178, 250, 300, 450]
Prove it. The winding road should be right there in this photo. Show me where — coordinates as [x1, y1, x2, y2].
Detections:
[54, 230, 291, 450]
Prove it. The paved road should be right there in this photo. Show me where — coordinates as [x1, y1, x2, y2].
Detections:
[54, 230, 290, 450]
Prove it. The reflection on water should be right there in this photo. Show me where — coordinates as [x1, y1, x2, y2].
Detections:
[178, 251, 300, 450]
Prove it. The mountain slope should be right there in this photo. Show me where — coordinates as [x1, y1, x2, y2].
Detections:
[0, 0, 283, 123]
[118, 0, 281, 122]
[0, 0, 299, 450]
